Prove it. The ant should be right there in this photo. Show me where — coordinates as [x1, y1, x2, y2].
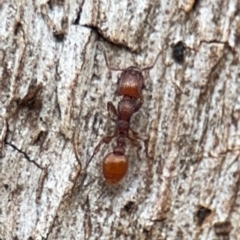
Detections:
[86, 43, 160, 184]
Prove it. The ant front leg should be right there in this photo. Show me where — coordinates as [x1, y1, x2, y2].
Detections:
[134, 99, 143, 113]
[107, 101, 118, 120]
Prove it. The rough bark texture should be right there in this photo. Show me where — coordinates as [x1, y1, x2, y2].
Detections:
[0, 0, 240, 239]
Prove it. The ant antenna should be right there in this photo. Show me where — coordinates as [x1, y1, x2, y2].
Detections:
[97, 42, 125, 72]
[97, 42, 161, 72]
[84, 144, 101, 171]
[141, 50, 161, 71]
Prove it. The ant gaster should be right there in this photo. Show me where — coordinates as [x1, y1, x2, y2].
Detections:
[87, 44, 160, 184]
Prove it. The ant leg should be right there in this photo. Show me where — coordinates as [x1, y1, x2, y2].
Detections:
[127, 134, 142, 161]
[77, 133, 117, 190]
[134, 99, 143, 113]
[129, 128, 142, 139]
[97, 42, 125, 72]
[107, 101, 118, 119]
[85, 133, 117, 169]
[129, 128, 153, 160]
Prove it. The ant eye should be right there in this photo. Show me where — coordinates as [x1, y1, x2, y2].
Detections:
[142, 84, 146, 90]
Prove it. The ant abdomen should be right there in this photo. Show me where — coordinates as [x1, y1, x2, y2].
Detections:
[102, 152, 128, 184]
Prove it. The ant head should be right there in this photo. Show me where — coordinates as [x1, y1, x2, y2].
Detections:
[102, 152, 128, 184]
[116, 67, 144, 99]
[119, 67, 143, 86]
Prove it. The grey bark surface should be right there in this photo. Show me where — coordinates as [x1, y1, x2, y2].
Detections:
[0, 0, 239, 239]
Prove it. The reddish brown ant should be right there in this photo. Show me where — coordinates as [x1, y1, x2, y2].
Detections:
[86, 44, 160, 184]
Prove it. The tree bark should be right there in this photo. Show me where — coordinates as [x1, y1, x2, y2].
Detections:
[0, 0, 239, 239]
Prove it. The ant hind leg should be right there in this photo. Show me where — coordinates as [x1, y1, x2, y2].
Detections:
[127, 134, 142, 161]
[77, 133, 116, 191]
[86, 133, 116, 169]
[129, 128, 153, 160]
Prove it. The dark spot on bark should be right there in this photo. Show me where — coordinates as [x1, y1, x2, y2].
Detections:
[172, 41, 185, 64]
[53, 30, 65, 41]
[195, 205, 212, 226]
[74, 10, 81, 25]
[123, 201, 135, 213]
[214, 221, 232, 236]
[14, 21, 22, 36]
[192, 0, 200, 11]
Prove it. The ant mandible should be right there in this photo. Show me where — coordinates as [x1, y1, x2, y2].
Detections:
[86, 43, 160, 184]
